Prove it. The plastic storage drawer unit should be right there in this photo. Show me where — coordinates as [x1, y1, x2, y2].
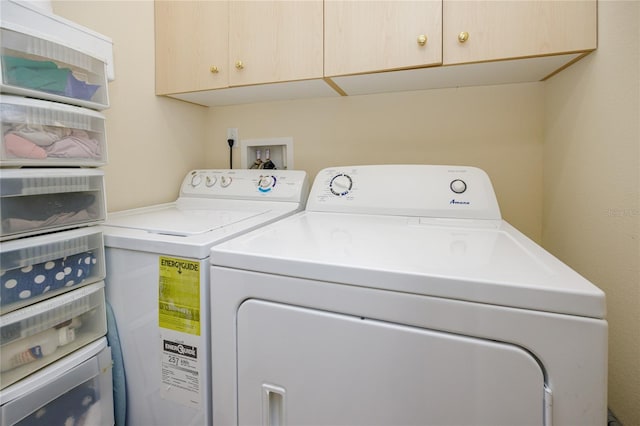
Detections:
[0, 228, 106, 315]
[1, 95, 107, 167]
[0, 337, 114, 426]
[0, 281, 107, 390]
[0, 168, 106, 241]
[0, 27, 109, 110]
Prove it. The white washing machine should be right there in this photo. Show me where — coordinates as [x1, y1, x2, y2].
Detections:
[101, 169, 309, 426]
[209, 165, 607, 426]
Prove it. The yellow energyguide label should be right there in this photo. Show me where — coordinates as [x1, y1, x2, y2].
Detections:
[158, 256, 201, 335]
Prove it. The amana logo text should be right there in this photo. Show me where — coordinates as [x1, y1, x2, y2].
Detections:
[450, 199, 471, 205]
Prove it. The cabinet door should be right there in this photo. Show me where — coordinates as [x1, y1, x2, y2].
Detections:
[443, 0, 597, 65]
[325, 1, 442, 77]
[229, 0, 323, 87]
[155, 0, 228, 95]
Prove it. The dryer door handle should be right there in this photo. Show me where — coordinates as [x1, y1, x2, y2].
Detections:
[262, 384, 286, 426]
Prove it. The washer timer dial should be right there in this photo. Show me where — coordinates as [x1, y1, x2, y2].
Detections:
[258, 175, 276, 192]
[330, 173, 353, 196]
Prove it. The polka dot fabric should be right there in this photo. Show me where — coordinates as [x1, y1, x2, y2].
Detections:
[20, 379, 97, 426]
[0, 251, 96, 308]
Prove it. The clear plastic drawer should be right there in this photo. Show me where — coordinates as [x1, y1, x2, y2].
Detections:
[1, 95, 107, 167]
[0, 337, 114, 426]
[0, 168, 106, 241]
[0, 282, 107, 389]
[0, 28, 109, 110]
[0, 228, 106, 315]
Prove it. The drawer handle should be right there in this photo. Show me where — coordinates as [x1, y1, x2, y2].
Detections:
[417, 34, 427, 46]
[458, 31, 469, 43]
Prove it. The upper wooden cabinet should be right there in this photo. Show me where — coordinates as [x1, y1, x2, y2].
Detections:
[229, 1, 323, 86]
[155, 1, 228, 95]
[155, 0, 323, 95]
[325, 0, 597, 77]
[443, 0, 597, 65]
[155, 0, 597, 105]
[324, 1, 442, 76]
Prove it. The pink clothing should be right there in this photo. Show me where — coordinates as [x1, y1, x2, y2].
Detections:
[3, 128, 101, 160]
[45, 130, 101, 159]
[4, 133, 47, 159]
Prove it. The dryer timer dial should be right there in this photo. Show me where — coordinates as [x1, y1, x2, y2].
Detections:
[330, 173, 353, 196]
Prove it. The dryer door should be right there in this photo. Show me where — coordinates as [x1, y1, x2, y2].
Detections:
[237, 300, 545, 426]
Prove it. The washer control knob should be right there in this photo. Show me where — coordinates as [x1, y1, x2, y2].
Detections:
[258, 175, 276, 192]
[205, 175, 217, 187]
[259, 175, 274, 188]
[330, 173, 353, 196]
[450, 179, 467, 194]
[190, 174, 203, 187]
[220, 176, 232, 188]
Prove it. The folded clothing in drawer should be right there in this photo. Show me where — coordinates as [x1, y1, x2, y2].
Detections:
[0, 338, 114, 426]
[2, 56, 100, 101]
[0, 168, 106, 240]
[0, 282, 107, 389]
[0, 28, 108, 110]
[0, 228, 105, 314]
[1, 251, 95, 310]
[1, 95, 107, 167]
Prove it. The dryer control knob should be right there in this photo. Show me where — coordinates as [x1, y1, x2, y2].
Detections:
[220, 176, 232, 188]
[190, 174, 203, 187]
[330, 173, 353, 196]
[450, 179, 467, 194]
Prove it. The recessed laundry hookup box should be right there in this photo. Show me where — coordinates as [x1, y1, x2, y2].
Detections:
[0, 281, 107, 390]
[0, 168, 107, 241]
[0, 28, 109, 110]
[0, 228, 106, 315]
[0, 95, 107, 167]
[0, 337, 114, 426]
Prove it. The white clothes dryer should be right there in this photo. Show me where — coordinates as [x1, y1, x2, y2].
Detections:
[209, 165, 607, 426]
[101, 169, 309, 426]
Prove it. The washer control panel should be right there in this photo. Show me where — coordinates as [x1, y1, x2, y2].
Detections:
[180, 169, 308, 202]
[307, 165, 501, 220]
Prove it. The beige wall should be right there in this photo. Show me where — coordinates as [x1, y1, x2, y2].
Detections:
[543, 1, 640, 424]
[52, 0, 208, 212]
[206, 84, 545, 241]
[52, 0, 638, 423]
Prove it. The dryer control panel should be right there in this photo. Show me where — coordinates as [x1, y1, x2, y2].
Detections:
[308, 165, 501, 220]
[179, 169, 309, 203]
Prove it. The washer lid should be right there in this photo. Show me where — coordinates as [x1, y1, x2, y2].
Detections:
[210, 212, 606, 319]
[102, 198, 304, 259]
[104, 205, 263, 237]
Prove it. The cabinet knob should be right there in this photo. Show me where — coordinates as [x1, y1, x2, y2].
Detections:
[457, 31, 469, 43]
[210, 66, 219, 74]
[235, 60, 244, 70]
[417, 34, 427, 46]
